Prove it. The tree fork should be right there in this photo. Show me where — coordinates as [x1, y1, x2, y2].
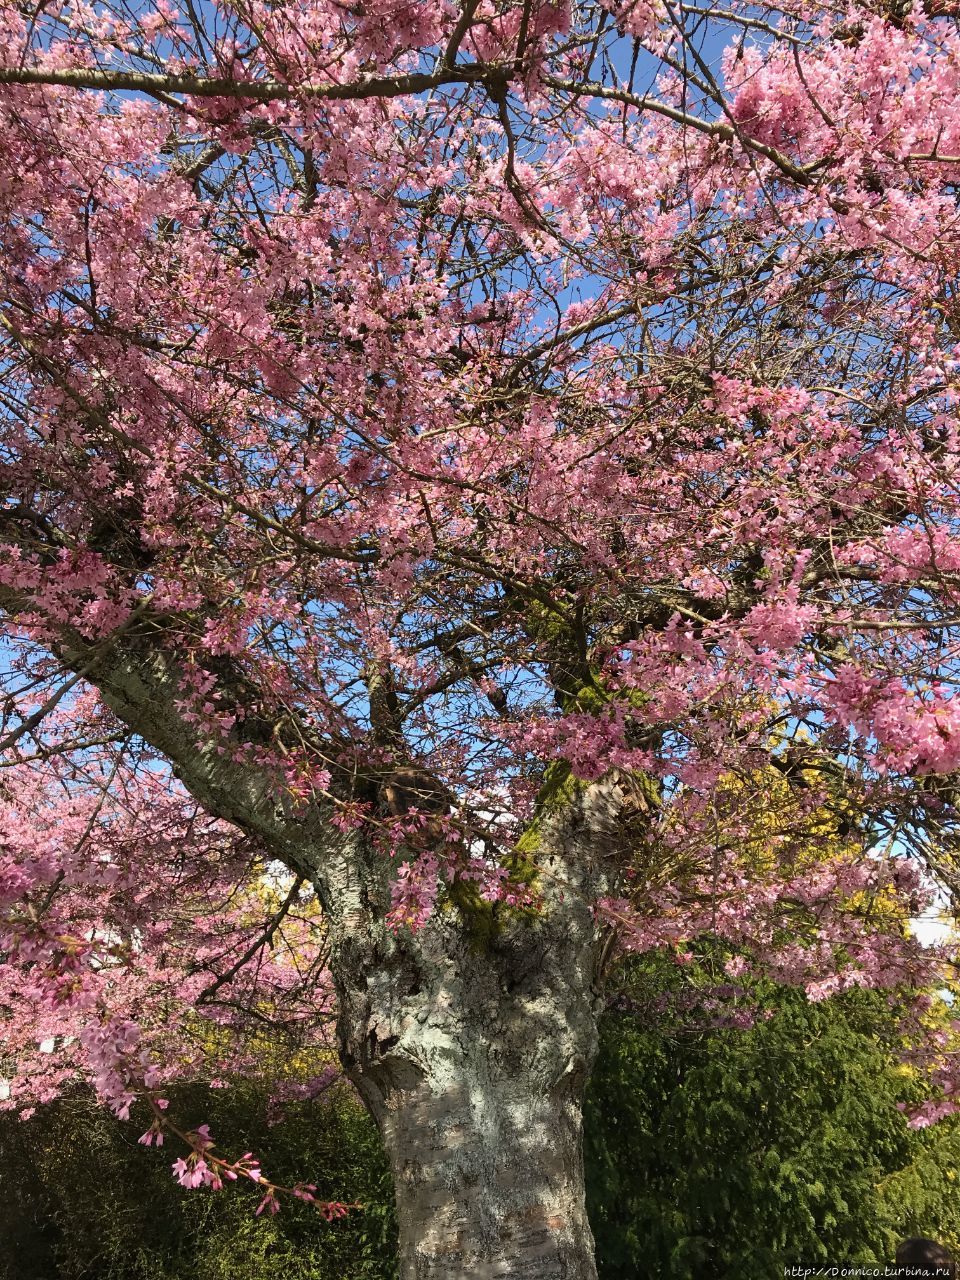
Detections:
[0, 585, 621, 1276]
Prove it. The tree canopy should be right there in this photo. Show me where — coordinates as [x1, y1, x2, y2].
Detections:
[3, 0, 960, 1272]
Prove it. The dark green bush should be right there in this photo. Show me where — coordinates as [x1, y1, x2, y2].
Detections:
[0, 1081, 396, 1280]
[585, 962, 960, 1279]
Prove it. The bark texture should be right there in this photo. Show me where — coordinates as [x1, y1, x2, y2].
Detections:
[318, 787, 620, 1279]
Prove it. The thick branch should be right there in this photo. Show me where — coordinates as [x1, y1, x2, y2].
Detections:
[0, 579, 329, 879]
[0, 62, 495, 103]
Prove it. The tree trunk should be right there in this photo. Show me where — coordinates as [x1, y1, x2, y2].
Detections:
[317, 786, 621, 1279]
[368, 1042, 596, 1279]
[342, 930, 600, 1280]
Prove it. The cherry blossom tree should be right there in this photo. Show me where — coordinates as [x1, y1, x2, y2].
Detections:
[3, 0, 960, 1274]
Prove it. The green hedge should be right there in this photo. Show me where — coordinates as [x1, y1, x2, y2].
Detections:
[585, 969, 960, 1278]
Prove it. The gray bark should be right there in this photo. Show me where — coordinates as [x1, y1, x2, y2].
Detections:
[318, 791, 619, 1279]
[370, 1052, 596, 1280]
[350, 954, 599, 1280]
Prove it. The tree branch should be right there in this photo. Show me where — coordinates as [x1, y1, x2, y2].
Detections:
[0, 62, 497, 103]
[195, 876, 305, 1005]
